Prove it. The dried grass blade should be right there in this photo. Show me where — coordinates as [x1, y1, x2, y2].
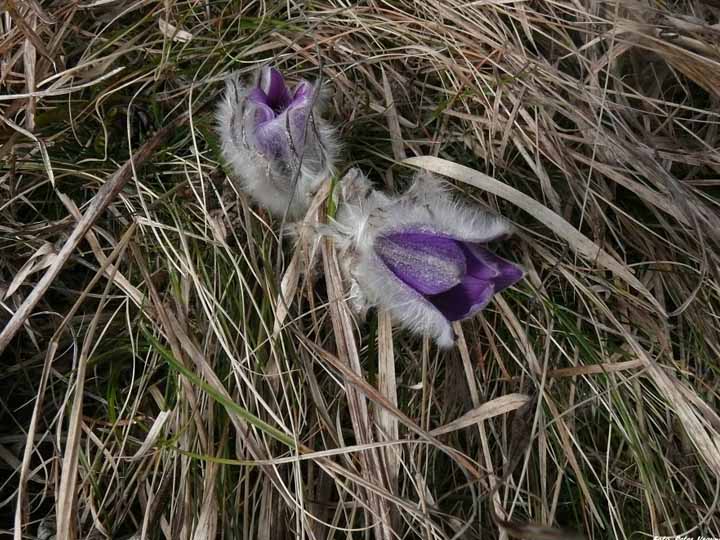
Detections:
[0, 98, 211, 353]
[56, 265, 119, 539]
[321, 236, 393, 540]
[58, 193, 144, 306]
[132, 410, 172, 460]
[272, 183, 329, 337]
[377, 310, 399, 498]
[430, 394, 530, 436]
[13, 224, 137, 540]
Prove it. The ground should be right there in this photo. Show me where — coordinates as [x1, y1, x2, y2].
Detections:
[2, 1, 720, 539]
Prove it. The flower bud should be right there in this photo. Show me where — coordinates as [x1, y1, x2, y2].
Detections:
[217, 66, 338, 219]
[331, 170, 524, 347]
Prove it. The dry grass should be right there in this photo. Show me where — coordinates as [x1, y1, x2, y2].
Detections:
[2, 1, 720, 539]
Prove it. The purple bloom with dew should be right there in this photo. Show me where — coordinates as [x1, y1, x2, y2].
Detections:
[217, 66, 337, 219]
[331, 169, 524, 347]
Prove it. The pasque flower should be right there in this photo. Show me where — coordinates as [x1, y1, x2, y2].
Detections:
[331, 169, 524, 347]
[217, 66, 337, 219]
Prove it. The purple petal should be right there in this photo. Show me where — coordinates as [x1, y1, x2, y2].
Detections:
[246, 69, 319, 158]
[247, 90, 275, 126]
[253, 119, 289, 158]
[427, 243, 523, 321]
[259, 67, 291, 112]
[249, 77, 315, 159]
[464, 243, 524, 292]
[247, 87, 270, 108]
[286, 100, 313, 153]
[376, 232, 466, 295]
[292, 81, 313, 102]
[427, 275, 495, 321]
[253, 107, 311, 160]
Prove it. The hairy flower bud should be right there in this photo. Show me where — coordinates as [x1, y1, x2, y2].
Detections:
[331, 169, 524, 347]
[217, 66, 338, 219]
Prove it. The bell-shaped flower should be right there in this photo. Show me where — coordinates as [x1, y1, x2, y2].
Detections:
[331, 169, 524, 347]
[217, 66, 338, 219]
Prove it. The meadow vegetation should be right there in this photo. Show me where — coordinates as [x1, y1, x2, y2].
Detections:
[2, 1, 720, 539]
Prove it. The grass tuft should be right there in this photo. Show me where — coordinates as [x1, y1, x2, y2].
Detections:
[2, 1, 720, 539]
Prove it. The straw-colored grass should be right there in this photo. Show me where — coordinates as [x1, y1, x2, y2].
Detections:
[2, 1, 720, 539]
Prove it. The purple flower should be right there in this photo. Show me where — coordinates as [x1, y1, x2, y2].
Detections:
[217, 66, 337, 219]
[375, 230, 523, 321]
[331, 169, 524, 347]
[246, 67, 314, 160]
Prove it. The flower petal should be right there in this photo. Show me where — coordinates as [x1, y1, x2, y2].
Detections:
[287, 101, 311, 153]
[253, 117, 290, 158]
[375, 231, 466, 295]
[246, 90, 275, 126]
[247, 87, 269, 107]
[356, 252, 456, 348]
[427, 244, 523, 321]
[292, 81, 313, 102]
[427, 275, 494, 321]
[465, 243, 524, 292]
[259, 67, 291, 112]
